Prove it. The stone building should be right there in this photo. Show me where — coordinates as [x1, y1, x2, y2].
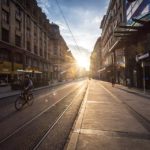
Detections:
[63, 50, 77, 80]
[0, 0, 69, 86]
[115, 0, 150, 89]
[100, 0, 126, 84]
[99, 0, 150, 90]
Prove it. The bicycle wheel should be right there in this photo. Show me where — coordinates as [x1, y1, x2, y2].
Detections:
[27, 94, 34, 106]
[15, 97, 24, 111]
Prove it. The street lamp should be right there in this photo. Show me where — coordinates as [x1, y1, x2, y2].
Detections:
[142, 61, 146, 93]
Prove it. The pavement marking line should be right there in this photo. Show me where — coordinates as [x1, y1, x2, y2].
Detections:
[99, 82, 150, 132]
[66, 81, 89, 150]
[99, 83, 122, 103]
[87, 101, 112, 104]
[33, 84, 87, 150]
[73, 129, 150, 140]
[0, 83, 85, 144]
[99, 80, 150, 99]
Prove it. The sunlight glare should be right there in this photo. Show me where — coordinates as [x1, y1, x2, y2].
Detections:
[76, 56, 90, 71]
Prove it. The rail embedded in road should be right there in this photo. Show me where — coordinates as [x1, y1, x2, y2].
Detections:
[0, 80, 88, 150]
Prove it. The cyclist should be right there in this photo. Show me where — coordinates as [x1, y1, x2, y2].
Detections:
[23, 75, 33, 100]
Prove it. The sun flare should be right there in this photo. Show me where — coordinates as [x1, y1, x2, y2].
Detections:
[76, 56, 90, 71]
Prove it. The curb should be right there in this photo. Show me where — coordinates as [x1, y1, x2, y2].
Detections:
[65, 81, 89, 150]
[116, 86, 150, 99]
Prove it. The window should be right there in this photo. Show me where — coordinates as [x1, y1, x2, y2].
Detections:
[40, 49, 43, 56]
[48, 53, 50, 59]
[34, 45, 37, 54]
[2, 10, 9, 24]
[14, 53, 22, 63]
[26, 16, 31, 28]
[34, 36, 37, 43]
[27, 41, 31, 51]
[53, 48, 57, 55]
[27, 29, 30, 39]
[26, 57, 31, 66]
[26, 0, 31, 9]
[2, 0, 9, 6]
[44, 51, 47, 58]
[16, 5, 21, 17]
[44, 33, 47, 40]
[0, 50, 9, 61]
[2, 28, 9, 42]
[25, 56, 31, 66]
[34, 23, 37, 35]
[15, 35, 21, 47]
[120, 13, 122, 22]
[40, 30, 43, 40]
[16, 20, 21, 30]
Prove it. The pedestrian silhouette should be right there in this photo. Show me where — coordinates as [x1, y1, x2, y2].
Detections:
[111, 77, 115, 87]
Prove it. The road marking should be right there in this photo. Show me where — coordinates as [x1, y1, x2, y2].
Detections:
[99, 83, 122, 103]
[73, 128, 150, 140]
[87, 101, 112, 104]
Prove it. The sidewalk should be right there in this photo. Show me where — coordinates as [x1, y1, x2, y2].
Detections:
[0, 80, 71, 99]
[66, 80, 150, 150]
[114, 83, 150, 99]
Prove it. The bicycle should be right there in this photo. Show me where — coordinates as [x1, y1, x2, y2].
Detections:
[15, 90, 34, 110]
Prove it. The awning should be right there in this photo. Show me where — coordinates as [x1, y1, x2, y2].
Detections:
[127, 0, 136, 2]
[136, 51, 150, 61]
[97, 67, 106, 73]
[114, 13, 150, 38]
[16, 69, 42, 74]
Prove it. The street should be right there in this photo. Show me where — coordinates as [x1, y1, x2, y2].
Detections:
[0, 79, 150, 150]
[0, 0, 150, 149]
[0, 80, 87, 150]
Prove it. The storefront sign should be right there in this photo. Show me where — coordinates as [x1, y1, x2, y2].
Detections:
[136, 52, 149, 61]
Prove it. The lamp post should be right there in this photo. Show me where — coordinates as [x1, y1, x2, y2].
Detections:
[142, 61, 146, 93]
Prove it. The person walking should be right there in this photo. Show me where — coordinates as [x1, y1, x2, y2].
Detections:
[111, 77, 115, 87]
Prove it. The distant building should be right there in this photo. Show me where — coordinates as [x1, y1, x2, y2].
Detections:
[90, 37, 102, 79]
[63, 50, 77, 80]
[0, 0, 69, 86]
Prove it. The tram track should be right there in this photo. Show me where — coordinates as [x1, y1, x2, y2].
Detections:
[0, 81, 88, 150]
[0, 81, 84, 122]
[33, 84, 87, 150]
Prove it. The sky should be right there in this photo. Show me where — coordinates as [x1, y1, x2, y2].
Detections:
[37, 0, 109, 70]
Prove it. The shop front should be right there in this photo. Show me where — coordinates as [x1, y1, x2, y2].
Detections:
[0, 61, 12, 85]
[136, 51, 150, 90]
[116, 48, 126, 84]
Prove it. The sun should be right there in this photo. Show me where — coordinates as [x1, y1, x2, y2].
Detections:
[76, 56, 90, 70]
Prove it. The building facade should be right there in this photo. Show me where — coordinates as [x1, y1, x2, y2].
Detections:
[100, 0, 126, 84]
[0, 0, 70, 87]
[98, 0, 150, 90]
[90, 37, 102, 79]
[124, 0, 150, 89]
